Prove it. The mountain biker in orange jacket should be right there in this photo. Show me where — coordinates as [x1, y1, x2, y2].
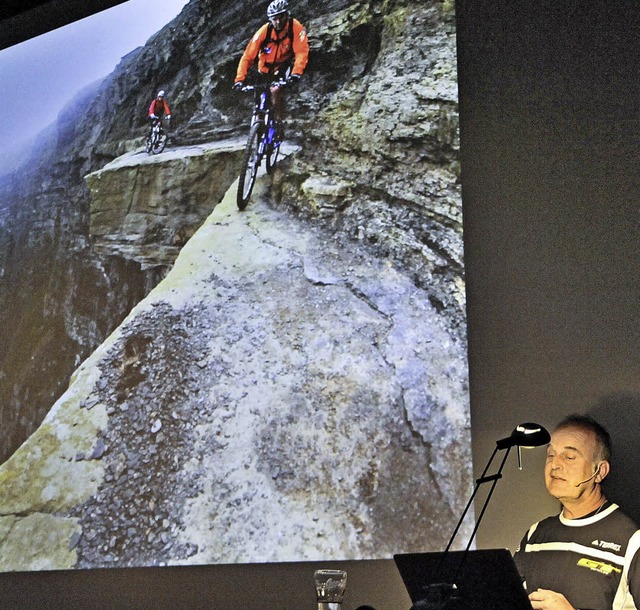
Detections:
[148, 90, 171, 125]
[147, 90, 171, 142]
[233, 0, 309, 134]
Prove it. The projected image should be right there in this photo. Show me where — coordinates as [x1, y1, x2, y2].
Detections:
[0, 0, 470, 571]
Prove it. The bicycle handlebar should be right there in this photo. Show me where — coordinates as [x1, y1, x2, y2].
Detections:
[240, 79, 289, 93]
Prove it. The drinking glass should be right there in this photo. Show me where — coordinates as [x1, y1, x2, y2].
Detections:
[314, 569, 347, 610]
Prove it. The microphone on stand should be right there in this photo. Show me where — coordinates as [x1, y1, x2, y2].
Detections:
[408, 422, 550, 610]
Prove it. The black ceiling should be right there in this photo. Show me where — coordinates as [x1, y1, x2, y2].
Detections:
[1, 0, 128, 50]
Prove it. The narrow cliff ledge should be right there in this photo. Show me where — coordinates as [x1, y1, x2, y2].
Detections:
[85, 140, 245, 269]
[0, 163, 471, 570]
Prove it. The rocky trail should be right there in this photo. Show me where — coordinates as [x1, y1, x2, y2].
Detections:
[0, 143, 470, 569]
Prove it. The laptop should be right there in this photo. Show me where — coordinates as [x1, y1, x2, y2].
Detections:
[394, 548, 533, 609]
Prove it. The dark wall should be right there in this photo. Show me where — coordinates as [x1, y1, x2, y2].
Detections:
[0, 0, 128, 50]
[456, 0, 640, 549]
[0, 559, 410, 610]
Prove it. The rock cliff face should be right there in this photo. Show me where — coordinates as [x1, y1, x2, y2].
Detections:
[0, 82, 148, 464]
[85, 140, 245, 268]
[0, 0, 470, 569]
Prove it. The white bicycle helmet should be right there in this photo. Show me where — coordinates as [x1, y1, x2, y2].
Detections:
[157, 90, 165, 98]
[267, 0, 289, 18]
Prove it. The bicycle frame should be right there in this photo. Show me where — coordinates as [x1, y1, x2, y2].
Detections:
[250, 88, 277, 153]
[252, 89, 270, 124]
[246, 80, 286, 146]
[236, 80, 285, 209]
[146, 117, 169, 154]
[151, 117, 167, 135]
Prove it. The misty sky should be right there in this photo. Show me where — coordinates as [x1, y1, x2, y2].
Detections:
[0, 0, 189, 155]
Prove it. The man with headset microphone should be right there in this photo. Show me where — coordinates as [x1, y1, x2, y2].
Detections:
[514, 414, 640, 610]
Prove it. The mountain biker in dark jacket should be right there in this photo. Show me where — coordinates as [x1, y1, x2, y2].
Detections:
[233, 0, 309, 135]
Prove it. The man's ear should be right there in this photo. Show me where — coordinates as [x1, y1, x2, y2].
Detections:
[595, 460, 610, 483]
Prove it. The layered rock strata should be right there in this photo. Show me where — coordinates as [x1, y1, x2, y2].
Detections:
[85, 140, 245, 268]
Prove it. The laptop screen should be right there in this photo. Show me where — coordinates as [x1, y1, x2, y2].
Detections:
[394, 548, 532, 610]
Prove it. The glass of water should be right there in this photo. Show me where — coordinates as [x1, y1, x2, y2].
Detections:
[314, 569, 347, 609]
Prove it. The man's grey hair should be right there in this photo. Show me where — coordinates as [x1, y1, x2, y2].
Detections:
[555, 413, 612, 463]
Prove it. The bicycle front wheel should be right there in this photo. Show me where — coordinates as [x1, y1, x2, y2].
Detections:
[237, 122, 262, 210]
[152, 132, 167, 154]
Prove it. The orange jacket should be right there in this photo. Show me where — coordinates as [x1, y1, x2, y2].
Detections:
[148, 98, 171, 117]
[235, 18, 309, 83]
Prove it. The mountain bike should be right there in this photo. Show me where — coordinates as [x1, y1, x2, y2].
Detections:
[145, 117, 169, 154]
[236, 80, 287, 210]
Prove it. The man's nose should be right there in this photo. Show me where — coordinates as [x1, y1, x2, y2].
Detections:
[549, 457, 562, 470]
